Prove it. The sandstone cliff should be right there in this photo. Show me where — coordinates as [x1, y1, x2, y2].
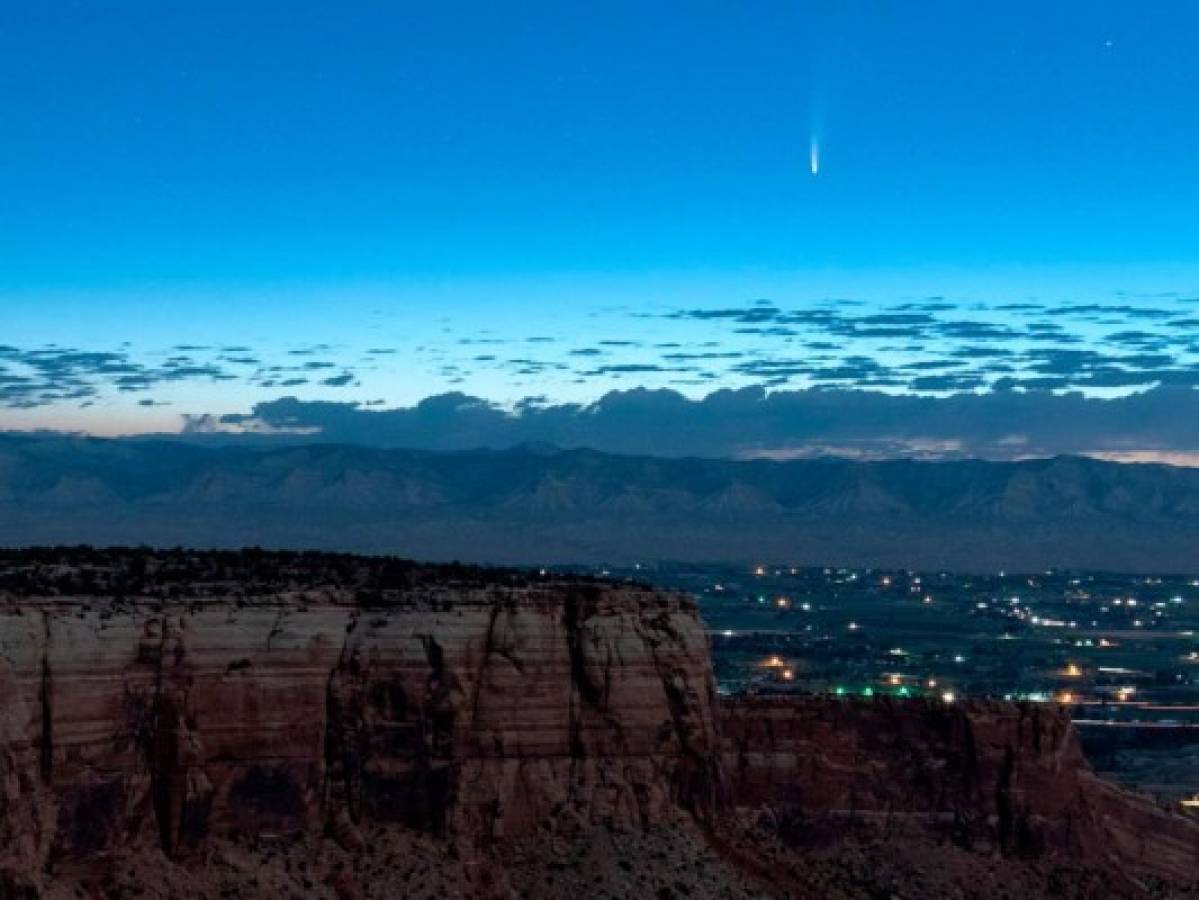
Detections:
[0, 549, 1196, 899]
[0, 551, 719, 895]
[720, 697, 1199, 891]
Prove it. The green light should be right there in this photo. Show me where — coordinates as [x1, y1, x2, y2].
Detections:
[834, 686, 846, 696]
[861, 687, 874, 697]
[897, 686, 910, 697]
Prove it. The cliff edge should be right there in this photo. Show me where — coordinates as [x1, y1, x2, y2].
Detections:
[0, 549, 1195, 898]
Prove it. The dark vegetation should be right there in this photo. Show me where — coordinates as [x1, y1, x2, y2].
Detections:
[0, 546, 630, 602]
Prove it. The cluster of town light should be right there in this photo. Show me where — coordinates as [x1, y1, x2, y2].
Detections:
[737, 563, 1195, 715]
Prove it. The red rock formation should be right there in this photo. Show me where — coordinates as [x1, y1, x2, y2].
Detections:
[720, 696, 1199, 888]
[0, 578, 720, 892]
[0, 615, 47, 896]
[1, 552, 1196, 897]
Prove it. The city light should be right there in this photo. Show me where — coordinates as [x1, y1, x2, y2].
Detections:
[687, 562, 1194, 746]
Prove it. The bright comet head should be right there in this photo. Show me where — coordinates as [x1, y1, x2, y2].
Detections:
[809, 138, 820, 176]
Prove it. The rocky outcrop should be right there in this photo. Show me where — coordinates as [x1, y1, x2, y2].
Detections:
[720, 697, 1199, 889]
[1, 550, 1197, 898]
[0, 561, 719, 893]
[0, 613, 47, 897]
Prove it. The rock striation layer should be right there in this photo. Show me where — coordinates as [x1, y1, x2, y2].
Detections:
[0, 551, 719, 894]
[720, 697, 1199, 890]
[1, 549, 1197, 898]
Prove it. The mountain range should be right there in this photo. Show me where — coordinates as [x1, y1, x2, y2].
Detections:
[3, 433, 1199, 572]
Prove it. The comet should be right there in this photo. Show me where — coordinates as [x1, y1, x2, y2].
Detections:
[809, 137, 820, 176]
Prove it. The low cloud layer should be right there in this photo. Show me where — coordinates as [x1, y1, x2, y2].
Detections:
[187, 385, 1199, 463]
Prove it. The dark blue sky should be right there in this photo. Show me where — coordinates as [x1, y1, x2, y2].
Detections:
[2, 2, 1199, 433]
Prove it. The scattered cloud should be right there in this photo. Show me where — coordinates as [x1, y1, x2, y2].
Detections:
[6, 294, 1199, 446]
[0, 346, 232, 409]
